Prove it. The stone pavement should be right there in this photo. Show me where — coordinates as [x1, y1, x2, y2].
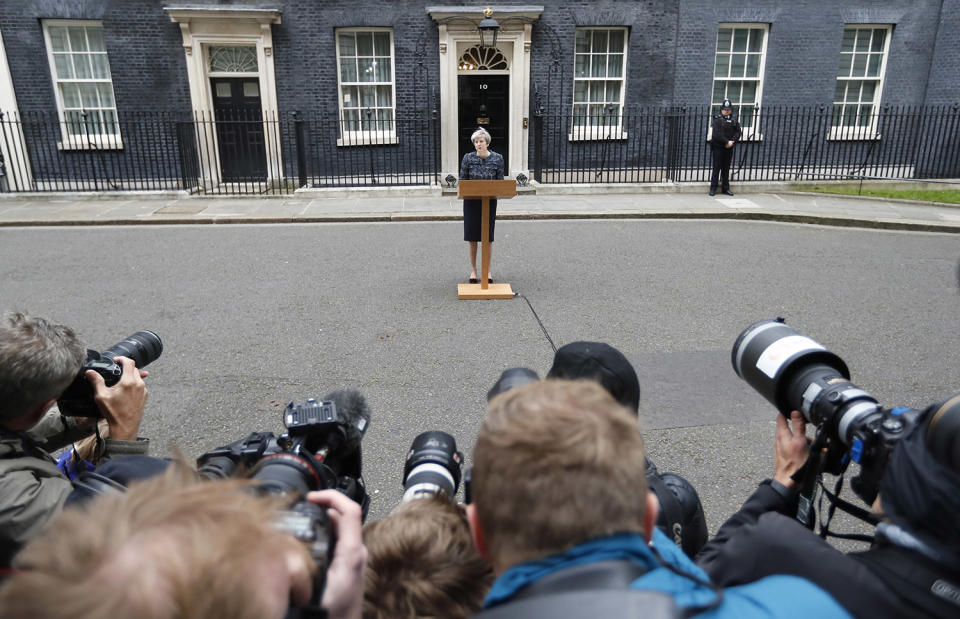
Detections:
[2, 184, 960, 232]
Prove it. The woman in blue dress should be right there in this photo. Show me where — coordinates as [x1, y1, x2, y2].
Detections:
[459, 127, 505, 284]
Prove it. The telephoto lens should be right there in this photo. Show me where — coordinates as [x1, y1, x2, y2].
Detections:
[101, 331, 163, 373]
[401, 431, 463, 502]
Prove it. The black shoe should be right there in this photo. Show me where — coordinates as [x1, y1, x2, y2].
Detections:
[469, 276, 478, 284]
[723, 190, 734, 196]
[708, 189, 716, 196]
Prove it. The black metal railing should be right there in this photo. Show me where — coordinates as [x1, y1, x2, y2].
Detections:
[0, 110, 441, 194]
[530, 104, 960, 184]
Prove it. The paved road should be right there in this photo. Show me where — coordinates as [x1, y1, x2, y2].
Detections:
[2, 217, 958, 541]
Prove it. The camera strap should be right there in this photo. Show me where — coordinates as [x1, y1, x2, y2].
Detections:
[816, 476, 879, 543]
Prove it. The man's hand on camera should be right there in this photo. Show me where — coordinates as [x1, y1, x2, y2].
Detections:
[85, 356, 148, 442]
[774, 410, 810, 489]
[307, 489, 367, 619]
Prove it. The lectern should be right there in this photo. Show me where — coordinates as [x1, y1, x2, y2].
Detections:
[457, 179, 516, 300]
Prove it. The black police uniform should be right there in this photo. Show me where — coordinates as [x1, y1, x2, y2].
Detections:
[709, 101, 742, 196]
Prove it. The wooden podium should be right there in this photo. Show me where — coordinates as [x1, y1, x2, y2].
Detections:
[458, 179, 516, 300]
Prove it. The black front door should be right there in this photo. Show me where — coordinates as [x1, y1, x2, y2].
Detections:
[458, 75, 509, 173]
[211, 77, 266, 182]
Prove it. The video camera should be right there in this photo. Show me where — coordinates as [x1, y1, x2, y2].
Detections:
[57, 330, 163, 417]
[732, 318, 960, 529]
[197, 391, 371, 616]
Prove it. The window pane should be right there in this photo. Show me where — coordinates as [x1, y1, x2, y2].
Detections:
[73, 54, 92, 79]
[342, 85, 359, 107]
[65, 110, 83, 135]
[374, 58, 391, 82]
[745, 54, 760, 77]
[49, 26, 68, 52]
[867, 54, 881, 77]
[575, 30, 590, 53]
[592, 54, 606, 78]
[243, 81, 259, 97]
[356, 32, 373, 56]
[97, 83, 114, 106]
[748, 29, 764, 52]
[215, 82, 231, 98]
[61, 82, 81, 108]
[54, 54, 74, 79]
[733, 29, 748, 52]
[102, 109, 118, 135]
[741, 107, 754, 127]
[742, 81, 757, 102]
[374, 32, 390, 57]
[861, 81, 876, 102]
[717, 28, 732, 52]
[357, 58, 375, 81]
[68, 27, 88, 51]
[858, 104, 873, 126]
[841, 29, 856, 52]
[852, 54, 867, 77]
[91, 54, 110, 79]
[607, 81, 621, 102]
[340, 58, 357, 82]
[86, 27, 105, 52]
[843, 104, 856, 126]
[731, 54, 746, 78]
[855, 30, 869, 52]
[714, 53, 728, 78]
[574, 55, 588, 78]
[358, 85, 375, 107]
[607, 54, 623, 77]
[872, 29, 886, 51]
[592, 30, 607, 53]
[838, 54, 853, 76]
[589, 82, 603, 102]
[79, 83, 99, 107]
[343, 109, 359, 131]
[338, 33, 356, 57]
[608, 29, 624, 51]
[845, 81, 860, 102]
[834, 82, 846, 102]
[713, 81, 726, 102]
[574, 81, 588, 102]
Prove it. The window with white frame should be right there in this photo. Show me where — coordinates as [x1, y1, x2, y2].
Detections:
[572, 27, 627, 138]
[42, 20, 121, 147]
[831, 25, 890, 138]
[335, 29, 396, 144]
[712, 24, 767, 133]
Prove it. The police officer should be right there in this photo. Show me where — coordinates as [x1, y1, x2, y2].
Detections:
[709, 99, 742, 196]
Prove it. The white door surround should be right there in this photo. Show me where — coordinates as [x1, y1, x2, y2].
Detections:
[427, 6, 543, 181]
[0, 29, 32, 190]
[165, 7, 282, 186]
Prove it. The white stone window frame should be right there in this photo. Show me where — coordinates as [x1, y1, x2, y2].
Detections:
[42, 19, 123, 150]
[829, 24, 891, 141]
[335, 28, 398, 146]
[711, 23, 768, 142]
[570, 27, 629, 142]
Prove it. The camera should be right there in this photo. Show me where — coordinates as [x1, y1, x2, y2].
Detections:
[57, 330, 163, 417]
[401, 431, 463, 502]
[732, 318, 960, 514]
[197, 393, 371, 611]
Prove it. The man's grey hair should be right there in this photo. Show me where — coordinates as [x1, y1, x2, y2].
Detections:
[0, 312, 85, 421]
[471, 127, 492, 145]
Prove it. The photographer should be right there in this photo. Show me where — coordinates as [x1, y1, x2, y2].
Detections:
[0, 312, 151, 566]
[0, 462, 367, 619]
[545, 341, 708, 558]
[696, 405, 960, 618]
[468, 380, 850, 618]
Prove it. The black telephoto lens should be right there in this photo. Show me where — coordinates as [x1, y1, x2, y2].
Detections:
[927, 394, 960, 472]
[402, 431, 463, 502]
[102, 331, 163, 369]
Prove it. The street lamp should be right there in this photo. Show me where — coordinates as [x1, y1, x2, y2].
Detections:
[477, 7, 500, 48]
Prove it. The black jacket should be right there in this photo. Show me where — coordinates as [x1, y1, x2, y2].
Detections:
[695, 480, 960, 618]
[710, 113, 742, 147]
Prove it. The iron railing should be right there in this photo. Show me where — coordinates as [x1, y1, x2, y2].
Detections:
[530, 104, 960, 184]
[0, 110, 441, 194]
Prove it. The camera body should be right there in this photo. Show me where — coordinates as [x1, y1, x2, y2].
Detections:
[57, 330, 163, 417]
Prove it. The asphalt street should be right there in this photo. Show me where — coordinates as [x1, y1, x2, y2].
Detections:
[2, 217, 959, 540]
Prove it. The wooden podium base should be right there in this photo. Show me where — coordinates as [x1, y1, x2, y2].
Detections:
[457, 282, 515, 300]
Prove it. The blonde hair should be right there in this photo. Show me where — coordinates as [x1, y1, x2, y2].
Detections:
[470, 127, 492, 145]
[474, 380, 649, 568]
[0, 462, 313, 619]
[362, 496, 492, 619]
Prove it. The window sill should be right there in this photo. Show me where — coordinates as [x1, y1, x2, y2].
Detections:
[57, 139, 125, 151]
[337, 135, 399, 147]
[567, 131, 628, 142]
[827, 130, 881, 142]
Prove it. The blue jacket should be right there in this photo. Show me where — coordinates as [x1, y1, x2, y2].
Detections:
[484, 529, 851, 618]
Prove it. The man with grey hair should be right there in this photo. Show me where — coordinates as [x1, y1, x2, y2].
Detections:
[0, 312, 151, 567]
